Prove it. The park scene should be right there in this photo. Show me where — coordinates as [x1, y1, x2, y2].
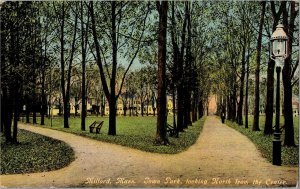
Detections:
[0, 0, 299, 188]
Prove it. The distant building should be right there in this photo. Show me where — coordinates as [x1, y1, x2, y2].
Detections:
[49, 93, 174, 117]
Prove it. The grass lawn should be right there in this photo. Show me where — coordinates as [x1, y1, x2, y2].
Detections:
[225, 115, 299, 166]
[26, 115, 206, 154]
[1, 129, 75, 175]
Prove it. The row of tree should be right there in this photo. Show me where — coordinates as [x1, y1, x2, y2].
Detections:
[213, 1, 298, 147]
[1, 1, 298, 146]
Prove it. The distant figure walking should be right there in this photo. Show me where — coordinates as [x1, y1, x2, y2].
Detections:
[221, 112, 225, 124]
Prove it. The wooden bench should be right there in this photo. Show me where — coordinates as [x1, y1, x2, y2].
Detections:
[89, 121, 104, 134]
[95, 121, 104, 134]
[167, 124, 176, 137]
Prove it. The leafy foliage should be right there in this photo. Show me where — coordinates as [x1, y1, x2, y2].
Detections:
[0, 130, 75, 174]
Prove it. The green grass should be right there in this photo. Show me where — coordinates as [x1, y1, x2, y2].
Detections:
[1, 129, 75, 175]
[28, 116, 206, 154]
[225, 115, 299, 166]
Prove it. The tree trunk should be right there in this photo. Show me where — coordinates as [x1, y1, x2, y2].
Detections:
[184, 93, 192, 127]
[101, 94, 105, 117]
[185, 2, 192, 127]
[172, 87, 177, 137]
[141, 102, 144, 116]
[31, 11, 37, 125]
[62, 3, 78, 128]
[230, 83, 237, 121]
[123, 102, 127, 116]
[192, 93, 197, 122]
[32, 85, 37, 124]
[107, 1, 118, 135]
[40, 16, 49, 126]
[245, 53, 250, 129]
[130, 99, 132, 116]
[198, 97, 203, 118]
[2, 88, 13, 143]
[227, 95, 232, 120]
[282, 60, 295, 146]
[60, 2, 68, 128]
[58, 99, 62, 116]
[237, 44, 246, 125]
[253, 1, 266, 132]
[155, 1, 168, 145]
[206, 100, 209, 116]
[265, 59, 275, 133]
[81, 1, 88, 131]
[40, 68, 46, 125]
[233, 86, 237, 121]
[146, 101, 149, 116]
[176, 2, 188, 133]
[81, 64, 86, 131]
[108, 97, 117, 135]
[0, 115, 3, 133]
[282, 1, 296, 146]
[12, 83, 19, 143]
[63, 100, 69, 128]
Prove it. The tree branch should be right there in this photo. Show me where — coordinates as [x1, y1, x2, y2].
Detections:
[291, 78, 299, 87]
[88, 1, 110, 101]
[116, 3, 150, 99]
[291, 59, 299, 79]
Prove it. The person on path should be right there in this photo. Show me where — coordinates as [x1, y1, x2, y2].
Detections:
[221, 112, 225, 124]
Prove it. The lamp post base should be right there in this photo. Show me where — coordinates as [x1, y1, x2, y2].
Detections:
[273, 132, 281, 166]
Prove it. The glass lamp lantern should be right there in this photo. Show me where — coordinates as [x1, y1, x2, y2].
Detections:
[271, 24, 288, 60]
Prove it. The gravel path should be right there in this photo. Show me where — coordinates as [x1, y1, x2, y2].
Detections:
[0, 116, 298, 188]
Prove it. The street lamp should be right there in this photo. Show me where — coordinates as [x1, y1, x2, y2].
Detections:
[270, 23, 288, 166]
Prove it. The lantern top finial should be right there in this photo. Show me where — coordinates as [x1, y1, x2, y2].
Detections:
[271, 24, 288, 40]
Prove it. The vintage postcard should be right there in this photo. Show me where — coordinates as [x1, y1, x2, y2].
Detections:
[0, 0, 299, 188]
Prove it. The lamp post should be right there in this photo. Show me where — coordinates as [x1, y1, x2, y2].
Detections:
[270, 23, 288, 166]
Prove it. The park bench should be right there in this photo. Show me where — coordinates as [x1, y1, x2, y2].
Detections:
[167, 124, 176, 137]
[89, 121, 104, 134]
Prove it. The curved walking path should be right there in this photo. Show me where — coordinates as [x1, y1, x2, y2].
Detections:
[0, 116, 298, 188]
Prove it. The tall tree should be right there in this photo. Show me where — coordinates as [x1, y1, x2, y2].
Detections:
[183, 1, 193, 127]
[80, 2, 89, 131]
[176, 2, 188, 132]
[89, 1, 149, 135]
[155, 1, 168, 145]
[170, 1, 180, 135]
[253, 1, 266, 131]
[1, 1, 39, 142]
[236, 5, 251, 126]
[282, 1, 298, 146]
[244, 50, 250, 129]
[40, 2, 52, 126]
[57, 2, 79, 128]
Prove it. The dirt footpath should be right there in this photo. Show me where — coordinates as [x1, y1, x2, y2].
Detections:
[0, 116, 298, 188]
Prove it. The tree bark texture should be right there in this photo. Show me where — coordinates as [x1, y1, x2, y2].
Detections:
[282, 1, 296, 146]
[253, 1, 266, 131]
[237, 43, 246, 125]
[155, 1, 168, 145]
